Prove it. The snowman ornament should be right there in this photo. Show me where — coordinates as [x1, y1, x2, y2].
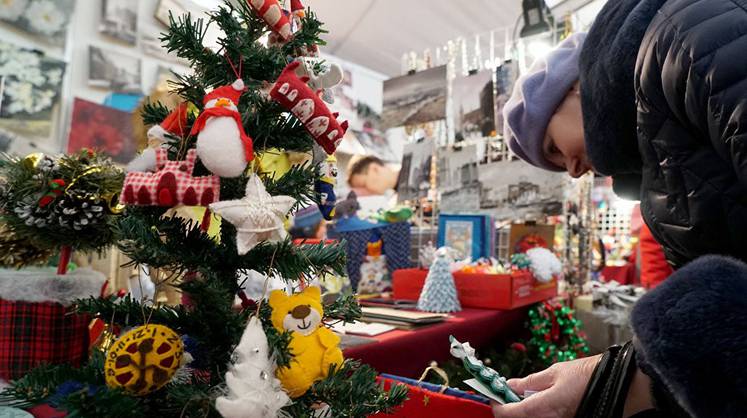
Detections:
[190, 79, 254, 177]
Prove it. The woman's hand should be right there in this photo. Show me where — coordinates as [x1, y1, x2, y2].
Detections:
[492, 354, 600, 418]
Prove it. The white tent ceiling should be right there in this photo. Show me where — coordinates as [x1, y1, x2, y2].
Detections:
[306, 0, 527, 77]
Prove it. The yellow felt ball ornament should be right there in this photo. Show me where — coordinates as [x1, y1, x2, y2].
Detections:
[268, 286, 344, 398]
[104, 324, 184, 395]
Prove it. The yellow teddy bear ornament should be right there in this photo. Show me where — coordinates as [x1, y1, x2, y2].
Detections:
[268, 286, 344, 398]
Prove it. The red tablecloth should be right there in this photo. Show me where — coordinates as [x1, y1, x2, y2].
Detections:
[344, 308, 527, 378]
[600, 263, 637, 285]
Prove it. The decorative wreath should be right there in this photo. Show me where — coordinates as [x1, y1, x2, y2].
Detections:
[514, 233, 549, 254]
[527, 301, 589, 365]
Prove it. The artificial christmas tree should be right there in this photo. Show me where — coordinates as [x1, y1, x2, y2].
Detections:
[0, 1, 406, 417]
[417, 251, 462, 313]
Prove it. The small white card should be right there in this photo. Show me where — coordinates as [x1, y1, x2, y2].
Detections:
[464, 378, 507, 404]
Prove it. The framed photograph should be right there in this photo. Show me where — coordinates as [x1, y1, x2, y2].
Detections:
[0, 41, 66, 141]
[100, 0, 138, 44]
[0, 0, 74, 45]
[452, 69, 496, 140]
[437, 214, 493, 260]
[381, 65, 447, 130]
[67, 98, 136, 164]
[396, 138, 434, 202]
[88, 46, 142, 93]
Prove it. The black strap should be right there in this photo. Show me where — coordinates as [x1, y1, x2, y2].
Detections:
[575, 342, 639, 418]
[575, 345, 621, 418]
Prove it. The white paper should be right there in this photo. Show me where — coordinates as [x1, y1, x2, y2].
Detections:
[464, 378, 507, 404]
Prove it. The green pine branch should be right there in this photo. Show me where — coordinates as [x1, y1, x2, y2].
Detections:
[324, 294, 362, 324]
[140, 100, 172, 127]
[285, 361, 408, 418]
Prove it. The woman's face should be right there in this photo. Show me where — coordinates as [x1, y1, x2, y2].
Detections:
[543, 83, 592, 178]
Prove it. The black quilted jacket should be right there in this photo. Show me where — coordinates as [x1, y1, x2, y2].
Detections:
[579, 0, 747, 269]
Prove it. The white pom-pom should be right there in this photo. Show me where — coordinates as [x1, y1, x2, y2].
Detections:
[147, 124, 168, 141]
[125, 148, 157, 173]
[196, 116, 248, 177]
[232, 78, 245, 91]
[526, 247, 562, 283]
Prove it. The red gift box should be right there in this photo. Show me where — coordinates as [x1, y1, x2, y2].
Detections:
[0, 299, 90, 381]
[392, 269, 557, 310]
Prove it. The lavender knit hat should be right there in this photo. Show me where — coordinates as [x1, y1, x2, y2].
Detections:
[503, 32, 587, 171]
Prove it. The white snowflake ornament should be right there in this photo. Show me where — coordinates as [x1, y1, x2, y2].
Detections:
[209, 175, 295, 255]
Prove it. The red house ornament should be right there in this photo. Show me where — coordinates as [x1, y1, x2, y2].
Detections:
[120, 149, 220, 207]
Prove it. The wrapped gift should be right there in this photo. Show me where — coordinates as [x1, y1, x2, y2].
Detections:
[393, 269, 556, 310]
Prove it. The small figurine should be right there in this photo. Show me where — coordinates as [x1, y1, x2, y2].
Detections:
[449, 335, 521, 403]
[315, 154, 337, 220]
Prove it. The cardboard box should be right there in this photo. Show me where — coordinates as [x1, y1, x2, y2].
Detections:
[508, 223, 556, 256]
[392, 268, 557, 310]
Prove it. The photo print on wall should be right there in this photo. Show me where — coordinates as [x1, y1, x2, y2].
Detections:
[0, 0, 74, 46]
[99, 0, 138, 45]
[67, 98, 136, 164]
[452, 69, 496, 140]
[437, 139, 567, 221]
[381, 65, 447, 130]
[396, 138, 434, 202]
[0, 41, 66, 150]
[88, 46, 142, 93]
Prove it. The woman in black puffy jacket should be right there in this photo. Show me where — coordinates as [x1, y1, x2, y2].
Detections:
[496, 0, 747, 417]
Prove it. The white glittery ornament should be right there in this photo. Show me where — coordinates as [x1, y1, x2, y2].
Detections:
[216, 317, 290, 418]
[209, 175, 295, 255]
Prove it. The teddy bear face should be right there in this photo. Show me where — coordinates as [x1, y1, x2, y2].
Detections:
[269, 286, 325, 337]
[282, 304, 322, 336]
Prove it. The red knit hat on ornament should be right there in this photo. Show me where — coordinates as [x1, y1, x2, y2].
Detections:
[203, 79, 245, 108]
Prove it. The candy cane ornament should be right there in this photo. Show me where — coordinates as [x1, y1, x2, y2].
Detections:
[270, 61, 348, 155]
[247, 0, 292, 41]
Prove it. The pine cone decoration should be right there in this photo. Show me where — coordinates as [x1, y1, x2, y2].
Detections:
[13, 199, 55, 228]
[54, 194, 106, 231]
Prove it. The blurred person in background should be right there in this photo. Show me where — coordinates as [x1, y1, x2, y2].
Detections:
[290, 206, 327, 240]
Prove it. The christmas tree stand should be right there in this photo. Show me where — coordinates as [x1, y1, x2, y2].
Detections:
[0, 267, 105, 380]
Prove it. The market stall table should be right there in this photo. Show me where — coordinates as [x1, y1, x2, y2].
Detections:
[343, 308, 527, 378]
[600, 263, 638, 285]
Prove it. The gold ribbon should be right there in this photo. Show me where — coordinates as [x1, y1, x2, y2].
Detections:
[65, 166, 125, 214]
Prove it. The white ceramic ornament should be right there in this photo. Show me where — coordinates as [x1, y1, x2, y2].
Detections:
[209, 175, 294, 255]
[215, 317, 290, 418]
